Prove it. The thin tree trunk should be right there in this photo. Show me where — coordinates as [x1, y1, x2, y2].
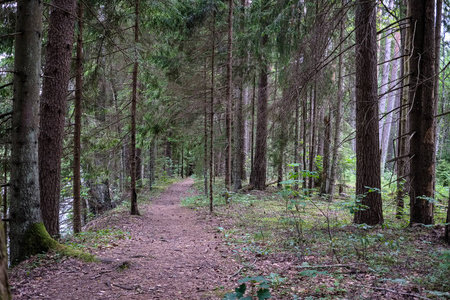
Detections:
[209, 11, 216, 213]
[329, 3, 345, 201]
[408, 0, 436, 225]
[0, 222, 10, 299]
[294, 89, 300, 191]
[204, 58, 209, 196]
[378, 32, 393, 148]
[354, 0, 383, 225]
[39, 0, 76, 238]
[434, 0, 442, 159]
[225, 0, 233, 191]
[130, 0, 140, 216]
[445, 187, 449, 243]
[308, 83, 317, 191]
[381, 32, 400, 172]
[73, 0, 83, 234]
[250, 75, 256, 173]
[397, 13, 409, 218]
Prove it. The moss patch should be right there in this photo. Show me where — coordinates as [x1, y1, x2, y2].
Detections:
[15, 223, 97, 266]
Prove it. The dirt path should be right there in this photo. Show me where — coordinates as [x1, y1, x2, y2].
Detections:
[10, 179, 238, 299]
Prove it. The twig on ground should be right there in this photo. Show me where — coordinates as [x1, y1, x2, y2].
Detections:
[296, 263, 366, 269]
[228, 259, 257, 279]
[354, 284, 432, 300]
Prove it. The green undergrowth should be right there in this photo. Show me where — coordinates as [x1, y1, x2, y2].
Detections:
[14, 223, 97, 268]
[186, 178, 450, 299]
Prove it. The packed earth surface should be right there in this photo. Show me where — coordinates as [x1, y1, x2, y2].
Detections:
[10, 179, 239, 299]
[9, 179, 450, 299]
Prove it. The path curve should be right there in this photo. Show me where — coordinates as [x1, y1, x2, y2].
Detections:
[11, 179, 237, 299]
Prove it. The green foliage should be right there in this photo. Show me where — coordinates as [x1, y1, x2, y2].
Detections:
[223, 276, 271, 300]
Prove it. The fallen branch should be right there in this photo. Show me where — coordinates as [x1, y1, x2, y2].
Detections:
[296, 263, 366, 269]
[105, 281, 134, 290]
[354, 284, 432, 300]
[228, 259, 257, 279]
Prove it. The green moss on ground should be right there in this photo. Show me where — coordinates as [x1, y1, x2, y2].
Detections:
[17, 223, 97, 265]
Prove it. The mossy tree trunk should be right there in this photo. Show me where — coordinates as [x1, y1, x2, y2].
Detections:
[10, 0, 46, 265]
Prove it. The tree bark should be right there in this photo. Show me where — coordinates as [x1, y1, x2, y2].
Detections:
[10, 0, 45, 264]
[408, 0, 436, 225]
[380, 32, 400, 172]
[130, 0, 140, 216]
[209, 11, 216, 213]
[225, 0, 233, 191]
[354, 0, 383, 225]
[0, 221, 10, 299]
[39, 0, 76, 238]
[250, 45, 268, 190]
[329, 11, 345, 201]
[73, 0, 83, 234]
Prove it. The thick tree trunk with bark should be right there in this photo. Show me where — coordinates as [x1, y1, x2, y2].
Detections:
[39, 0, 76, 238]
[354, 0, 383, 225]
[250, 59, 268, 190]
[73, 0, 83, 234]
[408, 0, 436, 225]
[130, 0, 140, 216]
[10, 0, 47, 265]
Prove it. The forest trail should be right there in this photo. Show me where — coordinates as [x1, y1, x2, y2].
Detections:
[11, 179, 238, 299]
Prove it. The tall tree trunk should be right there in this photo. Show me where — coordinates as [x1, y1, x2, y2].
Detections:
[320, 112, 331, 197]
[434, 0, 442, 159]
[73, 0, 83, 234]
[354, 0, 383, 225]
[397, 12, 410, 218]
[308, 84, 317, 191]
[381, 32, 400, 172]
[302, 89, 308, 192]
[39, 0, 76, 238]
[233, 81, 244, 191]
[294, 88, 300, 191]
[250, 39, 268, 190]
[209, 11, 216, 213]
[130, 0, 140, 216]
[378, 32, 393, 150]
[250, 76, 256, 174]
[329, 12, 344, 201]
[445, 187, 449, 243]
[225, 0, 233, 191]
[408, 0, 436, 225]
[204, 58, 209, 196]
[10, 0, 46, 265]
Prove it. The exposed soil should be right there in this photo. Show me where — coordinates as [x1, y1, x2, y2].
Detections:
[10, 179, 239, 299]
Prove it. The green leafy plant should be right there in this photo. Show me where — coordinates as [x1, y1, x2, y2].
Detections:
[223, 276, 271, 300]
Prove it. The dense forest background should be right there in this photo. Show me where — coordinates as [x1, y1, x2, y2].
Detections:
[1, 0, 450, 297]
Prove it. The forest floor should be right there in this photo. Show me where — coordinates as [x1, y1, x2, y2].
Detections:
[10, 178, 239, 299]
[9, 178, 450, 299]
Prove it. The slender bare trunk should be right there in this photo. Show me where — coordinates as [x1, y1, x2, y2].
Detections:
[209, 12, 216, 213]
[130, 0, 140, 216]
[73, 0, 83, 234]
